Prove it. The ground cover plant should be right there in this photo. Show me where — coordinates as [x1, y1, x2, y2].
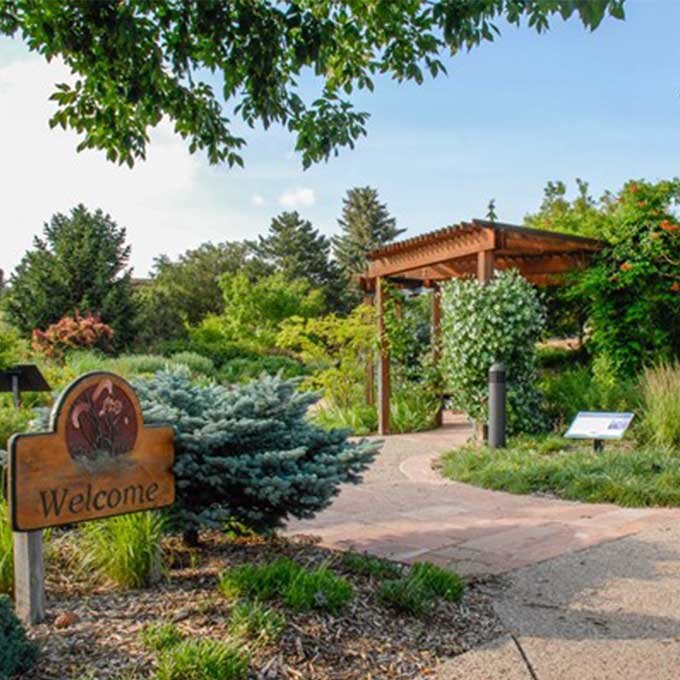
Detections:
[21, 532, 498, 679]
[440, 435, 680, 507]
[219, 557, 353, 613]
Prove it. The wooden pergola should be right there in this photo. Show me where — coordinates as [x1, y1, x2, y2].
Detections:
[359, 219, 605, 435]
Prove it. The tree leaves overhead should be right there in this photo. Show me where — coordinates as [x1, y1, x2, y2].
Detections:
[0, 1, 624, 167]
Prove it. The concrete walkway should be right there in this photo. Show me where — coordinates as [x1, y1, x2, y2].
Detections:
[287, 418, 680, 678]
[438, 521, 680, 679]
[287, 416, 679, 575]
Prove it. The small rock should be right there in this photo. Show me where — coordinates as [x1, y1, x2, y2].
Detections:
[54, 612, 79, 629]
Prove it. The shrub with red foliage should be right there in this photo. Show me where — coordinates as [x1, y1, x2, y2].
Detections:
[32, 311, 114, 360]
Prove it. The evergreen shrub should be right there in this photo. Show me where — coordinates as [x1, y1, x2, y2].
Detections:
[135, 371, 378, 535]
[0, 595, 38, 679]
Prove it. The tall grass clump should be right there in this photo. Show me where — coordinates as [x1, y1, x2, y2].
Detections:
[640, 362, 680, 449]
[155, 639, 249, 680]
[0, 499, 13, 595]
[79, 511, 165, 588]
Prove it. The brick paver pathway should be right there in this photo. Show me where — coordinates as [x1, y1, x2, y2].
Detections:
[287, 414, 680, 575]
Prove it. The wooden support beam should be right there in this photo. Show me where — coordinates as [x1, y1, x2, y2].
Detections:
[363, 296, 375, 406]
[376, 278, 391, 435]
[477, 249, 495, 283]
[431, 286, 443, 427]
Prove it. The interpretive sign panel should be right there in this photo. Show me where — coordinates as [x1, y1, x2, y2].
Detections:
[9, 372, 174, 532]
[565, 411, 635, 441]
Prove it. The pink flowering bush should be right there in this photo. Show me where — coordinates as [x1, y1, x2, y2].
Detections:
[32, 311, 114, 361]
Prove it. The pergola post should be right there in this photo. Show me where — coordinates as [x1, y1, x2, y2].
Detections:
[431, 284, 443, 427]
[376, 277, 391, 435]
[477, 249, 495, 283]
[363, 295, 375, 406]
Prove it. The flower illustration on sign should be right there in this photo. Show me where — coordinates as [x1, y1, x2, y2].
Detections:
[65, 378, 138, 469]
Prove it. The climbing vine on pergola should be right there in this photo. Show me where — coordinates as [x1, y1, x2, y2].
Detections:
[359, 219, 604, 435]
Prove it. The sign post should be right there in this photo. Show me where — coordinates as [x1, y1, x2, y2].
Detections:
[8, 372, 174, 624]
[564, 411, 635, 451]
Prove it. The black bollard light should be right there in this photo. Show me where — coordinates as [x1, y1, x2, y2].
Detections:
[488, 362, 506, 448]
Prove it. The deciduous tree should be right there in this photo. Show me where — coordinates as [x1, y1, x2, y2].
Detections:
[0, 1, 623, 167]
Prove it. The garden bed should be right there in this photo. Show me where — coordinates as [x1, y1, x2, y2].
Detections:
[23, 532, 503, 679]
[440, 435, 680, 507]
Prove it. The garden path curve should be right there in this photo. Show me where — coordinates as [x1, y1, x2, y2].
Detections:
[286, 414, 680, 575]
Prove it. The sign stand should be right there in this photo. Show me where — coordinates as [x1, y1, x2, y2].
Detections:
[565, 411, 635, 451]
[13, 531, 46, 625]
[8, 371, 174, 625]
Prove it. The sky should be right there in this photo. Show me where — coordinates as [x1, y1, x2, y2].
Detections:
[1, 1, 679, 278]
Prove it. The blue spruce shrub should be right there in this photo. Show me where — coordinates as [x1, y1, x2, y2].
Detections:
[134, 371, 379, 538]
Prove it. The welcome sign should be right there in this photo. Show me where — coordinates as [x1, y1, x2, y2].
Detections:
[9, 372, 174, 532]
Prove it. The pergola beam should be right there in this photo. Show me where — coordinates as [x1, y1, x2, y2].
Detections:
[368, 227, 495, 279]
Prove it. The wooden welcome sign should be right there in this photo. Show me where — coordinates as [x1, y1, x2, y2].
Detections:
[9, 372, 175, 531]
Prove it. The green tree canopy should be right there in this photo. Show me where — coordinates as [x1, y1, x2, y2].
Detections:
[333, 186, 404, 284]
[204, 272, 325, 350]
[253, 211, 344, 310]
[0, 1, 623, 168]
[576, 179, 680, 374]
[134, 240, 269, 348]
[4, 205, 135, 347]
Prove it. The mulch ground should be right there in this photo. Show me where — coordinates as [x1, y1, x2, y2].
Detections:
[22, 532, 505, 679]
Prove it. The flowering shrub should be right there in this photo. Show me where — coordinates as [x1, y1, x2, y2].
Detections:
[575, 179, 680, 374]
[441, 270, 546, 436]
[32, 311, 114, 360]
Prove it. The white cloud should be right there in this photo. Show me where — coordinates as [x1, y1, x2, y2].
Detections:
[251, 193, 265, 206]
[0, 53, 263, 277]
[278, 186, 316, 209]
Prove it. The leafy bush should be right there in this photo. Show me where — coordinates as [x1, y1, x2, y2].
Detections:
[0, 406, 32, 451]
[314, 384, 438, 436]
[0, 326, 23, 371]
[314, 402, 378, 436]
[141, 622, 184, 652]
[218, 355, 305, 384]
[170, 352, 215, 376]
[410, 562, 464, 602]
[441, 270, 546, 435]
[135, 371, 378, 536]
[32, 311, 114, 360]
[639, 362, 680, 449]
[574, 179, 680, 375]
[441, 436, 680, 506]
[219, 558, 353, 613]
[186, 316, 260, 367]
[0, 594, 38, 679]
[0, 500, 12, 595]
[228, 600, 285, 643]
[78, 511, 165, 588]
[540, 362, 638, 430]
[341, 552, 402, 579]
[155, 638, 249, 680]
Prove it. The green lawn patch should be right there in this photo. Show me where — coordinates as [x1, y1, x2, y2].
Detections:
[440, 435, 680, 507]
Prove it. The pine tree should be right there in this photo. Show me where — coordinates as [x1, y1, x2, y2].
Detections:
[4, 205, 135, 348]
[333, 187, 404, 281]
[254, 211, 344, 310]
[135, 371, 378, 543]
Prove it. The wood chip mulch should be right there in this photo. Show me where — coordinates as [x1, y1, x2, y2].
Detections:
[21, 532, 505, 679]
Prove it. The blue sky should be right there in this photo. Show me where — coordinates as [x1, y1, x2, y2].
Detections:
[1, 0, 679, 277]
